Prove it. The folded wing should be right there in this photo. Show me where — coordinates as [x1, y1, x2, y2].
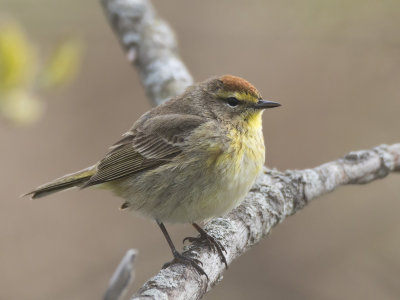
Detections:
[84, 114, 205, 187]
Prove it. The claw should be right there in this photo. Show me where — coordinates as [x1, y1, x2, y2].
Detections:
[183, 236, 196, 244]
[183, 228, 228, 269]
[163, 251, 208, 280]
[157, 221, 209, 280]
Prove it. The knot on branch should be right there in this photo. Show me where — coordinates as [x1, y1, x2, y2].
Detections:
[373, 144, 396, 176]
[343, 144, 395, 184]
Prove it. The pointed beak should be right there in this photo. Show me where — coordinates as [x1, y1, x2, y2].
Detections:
[255, 99, 281, 109]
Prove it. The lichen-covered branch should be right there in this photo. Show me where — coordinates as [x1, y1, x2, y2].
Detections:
[132, 144, 399, 299]
[100, 0, 400, 299]
[101, 0, 193, 106]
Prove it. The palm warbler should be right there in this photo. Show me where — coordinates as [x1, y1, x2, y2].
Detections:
[25, 75, 280, 277]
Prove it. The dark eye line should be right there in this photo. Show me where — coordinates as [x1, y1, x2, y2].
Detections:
[226, 97, 240, 107]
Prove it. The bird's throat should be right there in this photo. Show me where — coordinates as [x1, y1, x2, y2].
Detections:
[245, 110, 263, 131]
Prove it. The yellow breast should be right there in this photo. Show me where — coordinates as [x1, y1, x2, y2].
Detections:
[228, 120, 265, 183]
[199, 114, 265, 218]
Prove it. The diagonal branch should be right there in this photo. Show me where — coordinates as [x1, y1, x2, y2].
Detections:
[132, 144, 400, 299]
[101, 0, 193, 106]
[101, 0, 400, 299]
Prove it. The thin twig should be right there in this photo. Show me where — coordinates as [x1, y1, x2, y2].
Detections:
[104, 249, 138, 300]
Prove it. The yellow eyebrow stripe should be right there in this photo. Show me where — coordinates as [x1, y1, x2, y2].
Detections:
[216, 91, 258, 103]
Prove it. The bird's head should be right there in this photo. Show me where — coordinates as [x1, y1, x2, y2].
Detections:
[196, 75, 281, 128]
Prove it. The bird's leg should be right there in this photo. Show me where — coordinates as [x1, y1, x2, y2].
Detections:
[157, 221, 208, 279]
[183, 223, 228, 269]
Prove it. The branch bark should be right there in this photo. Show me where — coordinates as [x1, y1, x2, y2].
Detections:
[101, 0, 193, 106]
[101, 0, 400, 299]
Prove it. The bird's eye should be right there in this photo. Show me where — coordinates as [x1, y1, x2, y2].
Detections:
[226, 97, 239, 107]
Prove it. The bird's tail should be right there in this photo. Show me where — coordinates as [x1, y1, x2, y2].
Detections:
[24, 166, 96, 199]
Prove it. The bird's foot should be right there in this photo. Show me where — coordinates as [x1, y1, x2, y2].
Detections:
[183, 229, 228, 269]
[163, 250, 209, 280]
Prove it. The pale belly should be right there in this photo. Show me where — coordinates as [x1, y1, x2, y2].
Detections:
[194, 147, 264, 222]
[110, 128, 265, 223]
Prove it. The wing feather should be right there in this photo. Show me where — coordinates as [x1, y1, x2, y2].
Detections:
[84, 114, 205, 187]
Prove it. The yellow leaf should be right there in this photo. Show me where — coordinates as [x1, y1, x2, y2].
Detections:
[41, 37, 83, 89]
[0, 22, 37, 92]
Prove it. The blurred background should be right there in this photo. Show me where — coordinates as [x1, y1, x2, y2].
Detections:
[1, 0, 399, 299]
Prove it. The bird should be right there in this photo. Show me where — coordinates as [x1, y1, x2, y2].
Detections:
[24, 75, 281, 278]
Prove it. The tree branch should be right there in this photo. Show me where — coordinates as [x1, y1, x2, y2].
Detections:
[101, 0, 193, 106]
[100, 0, 400, 299]
[132, 144, 399, 299]
[104, 249, 138, 300]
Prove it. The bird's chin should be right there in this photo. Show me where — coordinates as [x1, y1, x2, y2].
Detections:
[245, 110, 263, 129]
